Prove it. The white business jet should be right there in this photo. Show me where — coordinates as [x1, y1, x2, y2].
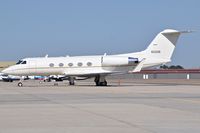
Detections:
[2, 29, 189, 86]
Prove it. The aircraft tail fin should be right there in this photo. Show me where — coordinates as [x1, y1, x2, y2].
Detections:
[144, 29, 191, 60]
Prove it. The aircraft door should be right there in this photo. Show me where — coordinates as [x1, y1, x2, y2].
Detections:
[29, 60, 37, 75]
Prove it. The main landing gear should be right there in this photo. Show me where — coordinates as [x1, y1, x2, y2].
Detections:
[94, 75, 107, 86]
[69, 77, 75, 85]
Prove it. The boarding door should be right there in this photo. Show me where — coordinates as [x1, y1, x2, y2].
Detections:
[29, 60, 37, 75]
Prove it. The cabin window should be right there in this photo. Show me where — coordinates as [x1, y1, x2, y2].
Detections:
[49, 63, 54, 67]
[77, 62, 83, 67]
[68, 63, 73, 67]
[59, 63, 64, 67]
[21, 61, 27, 64]
[87, 62, 92, 66]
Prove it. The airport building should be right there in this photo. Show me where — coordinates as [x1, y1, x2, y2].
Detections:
[110, 69, 200, 80]
[137, 69, 200, 79]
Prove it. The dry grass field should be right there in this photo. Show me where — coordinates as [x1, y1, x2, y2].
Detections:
[0, 61, 15, 71]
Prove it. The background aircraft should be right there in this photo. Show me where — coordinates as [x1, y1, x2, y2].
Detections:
[0, 73, 21, 82]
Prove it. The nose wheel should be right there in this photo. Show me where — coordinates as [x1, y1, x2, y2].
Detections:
[69, 77, 75, 85]
[18, 82, 23, 87]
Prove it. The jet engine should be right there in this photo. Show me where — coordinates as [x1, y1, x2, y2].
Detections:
[102, 56, 138, 66]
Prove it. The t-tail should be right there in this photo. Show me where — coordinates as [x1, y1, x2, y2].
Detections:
[131, 29, 191, 68]
[145, 29, 183, 59]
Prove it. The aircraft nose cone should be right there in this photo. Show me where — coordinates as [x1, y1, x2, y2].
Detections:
[1, 68, 13, 75]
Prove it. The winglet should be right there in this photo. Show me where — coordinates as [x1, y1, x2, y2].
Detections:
[130, 58, 146, 73]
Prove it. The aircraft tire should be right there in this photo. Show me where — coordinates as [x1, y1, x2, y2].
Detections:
[69, 81, 75, 85]
[96, 81, 107, 86]
[18, 82, 23, 87]
[95, 81, 100, 86]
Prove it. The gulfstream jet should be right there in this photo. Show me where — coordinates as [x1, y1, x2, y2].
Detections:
[2, 29, 189, 86]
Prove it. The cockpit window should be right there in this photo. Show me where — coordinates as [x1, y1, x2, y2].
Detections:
[16, 60, 23, 64]
[16, 60, 27, 65]
[21, 61, 27, 64]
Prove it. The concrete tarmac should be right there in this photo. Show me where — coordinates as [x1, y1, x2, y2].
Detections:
[0, 79, 200, 133]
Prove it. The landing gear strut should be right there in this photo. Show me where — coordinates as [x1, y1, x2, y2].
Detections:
[17, 77, 25, 87]
[69, 77, 75, 85]
[95, 75, 107, 86]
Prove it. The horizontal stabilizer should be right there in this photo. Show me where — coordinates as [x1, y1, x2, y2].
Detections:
[161, 29, 194, 35]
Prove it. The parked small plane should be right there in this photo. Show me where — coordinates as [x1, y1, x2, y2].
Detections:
[0, 73, 21, 82]
[2, 29, 190, 86]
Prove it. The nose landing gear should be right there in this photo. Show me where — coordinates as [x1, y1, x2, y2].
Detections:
[18, 82, 23, 87]
[17, 77, 25, 87]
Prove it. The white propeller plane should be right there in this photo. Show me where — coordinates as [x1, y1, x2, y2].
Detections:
[2, 29, 189, 86]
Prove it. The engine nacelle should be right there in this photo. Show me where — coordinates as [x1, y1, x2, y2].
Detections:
[102, 56, 138, 66]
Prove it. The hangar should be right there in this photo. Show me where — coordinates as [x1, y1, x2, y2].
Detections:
[138, 69, 200, 80]
[107, 69, 200, 80]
